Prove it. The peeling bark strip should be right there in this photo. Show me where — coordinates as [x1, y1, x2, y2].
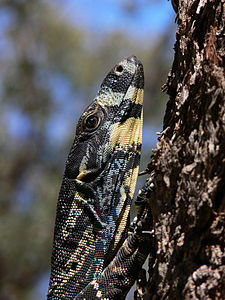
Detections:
[145, 1, 225, 299]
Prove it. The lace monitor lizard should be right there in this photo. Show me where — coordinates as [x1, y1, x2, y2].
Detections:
[47, 56, 152, 299]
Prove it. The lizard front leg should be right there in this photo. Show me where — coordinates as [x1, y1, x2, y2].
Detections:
[75, 175, 155, 299]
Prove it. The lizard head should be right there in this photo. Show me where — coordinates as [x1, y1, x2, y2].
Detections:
[65, 55, 144, 185]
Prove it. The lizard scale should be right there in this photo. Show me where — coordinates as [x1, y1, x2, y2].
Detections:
[48, 55, 144, 299]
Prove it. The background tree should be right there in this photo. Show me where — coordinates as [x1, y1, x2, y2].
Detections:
[144, 0, 225, 298]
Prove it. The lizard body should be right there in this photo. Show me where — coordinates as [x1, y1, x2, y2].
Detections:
[48, 56, 144, 299]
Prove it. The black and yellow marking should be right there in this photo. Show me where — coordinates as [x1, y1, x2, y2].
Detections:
[48, 56, 144, 299]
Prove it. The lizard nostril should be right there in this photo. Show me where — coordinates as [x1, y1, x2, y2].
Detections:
[115, 65, 123, 73]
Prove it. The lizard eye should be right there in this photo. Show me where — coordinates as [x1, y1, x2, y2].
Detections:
[114, 64, 124, 75]
[84, 114, 101, 132]
[79, 104, 105, 135]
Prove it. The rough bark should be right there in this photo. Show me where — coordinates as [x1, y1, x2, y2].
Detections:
[145, 1, 225, 299]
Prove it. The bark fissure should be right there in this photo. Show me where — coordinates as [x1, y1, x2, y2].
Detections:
[144, 1, 225, 298]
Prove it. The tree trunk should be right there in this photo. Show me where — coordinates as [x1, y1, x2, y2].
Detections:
[145, 1, 225, 299]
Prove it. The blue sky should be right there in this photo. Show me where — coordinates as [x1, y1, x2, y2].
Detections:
[59, 0, 175, 40]
[49, 0, 175, 150]
[1, 0, 176, 159]
[1, 0, 176, 150]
